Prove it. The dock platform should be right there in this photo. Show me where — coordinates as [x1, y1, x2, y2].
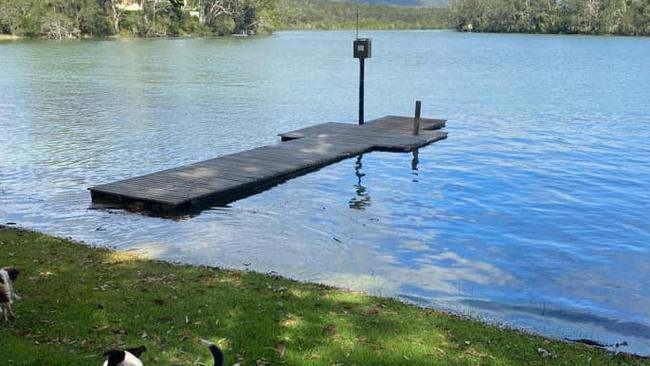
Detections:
[89, 115, 447, 212]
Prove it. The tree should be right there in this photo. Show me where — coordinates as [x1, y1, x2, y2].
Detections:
[450, 0, 650, 35]
[103, 0, 124, 33]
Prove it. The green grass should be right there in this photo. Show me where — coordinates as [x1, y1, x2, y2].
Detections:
[0, 226, 647, 365]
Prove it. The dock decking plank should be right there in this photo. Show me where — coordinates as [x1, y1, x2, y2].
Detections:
[89, 115, 448, 211]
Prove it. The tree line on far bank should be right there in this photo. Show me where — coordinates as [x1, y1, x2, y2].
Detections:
[3, 0, 650, 39]
[276, 0, 448, 30]
[450, 0, 650, 36]
[0, 0, 448, 39]
[0, 0, 275, 39]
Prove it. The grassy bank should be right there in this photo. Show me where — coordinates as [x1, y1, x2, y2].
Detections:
[0, 226, 646, 365]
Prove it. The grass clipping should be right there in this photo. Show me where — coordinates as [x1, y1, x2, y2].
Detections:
[0, 227, 647, 365]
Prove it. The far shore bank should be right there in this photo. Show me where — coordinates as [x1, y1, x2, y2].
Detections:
[5, 28, 650, 43]
[0, 28, 448, 42]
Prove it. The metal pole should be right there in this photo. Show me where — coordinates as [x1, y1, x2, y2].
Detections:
[356, 9, 359, 40]
[359, 58, 365, 125]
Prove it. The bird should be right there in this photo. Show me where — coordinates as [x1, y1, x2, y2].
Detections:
[202, 339, 224, 366]
[102, 345, 147, 366]
[101, 341, 223, 366]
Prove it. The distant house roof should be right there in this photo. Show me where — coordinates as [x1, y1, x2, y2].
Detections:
[117, 0, 142, 11]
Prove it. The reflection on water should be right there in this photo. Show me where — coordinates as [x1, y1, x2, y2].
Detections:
[411, 149, 419, 172]
[349, 156, 370, 210]
[1, 31, 650, 355]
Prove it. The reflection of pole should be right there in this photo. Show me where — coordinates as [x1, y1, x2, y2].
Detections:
[355, 155, 363, 184]
[359, 58, 365, 125]
[411, 149, 419, 171]
[349, 155, 370, 210]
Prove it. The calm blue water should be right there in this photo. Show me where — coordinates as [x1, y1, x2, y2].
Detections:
[1, 31, 649, 355]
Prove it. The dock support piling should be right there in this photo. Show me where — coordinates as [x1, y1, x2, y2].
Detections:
[413, 100, 421, 135]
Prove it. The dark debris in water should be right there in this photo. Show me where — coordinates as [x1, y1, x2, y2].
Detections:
[566, 338, 608, 348]
[565, 338, 631, 352]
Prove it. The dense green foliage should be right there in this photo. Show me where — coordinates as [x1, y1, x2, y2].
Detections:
[276, 0, 449, 30]
[1, 226, 648, 365]
[0, 0, 449, 38]
[350, 0, 447, 7]
[4, 0, 650, 39]
[0, 0, 448, 39]
[450, 0, 650, 35]
[0, 0, 275, 38]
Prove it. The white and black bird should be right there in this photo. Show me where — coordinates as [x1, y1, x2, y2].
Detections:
[201, 340, 224, 366]
[102, 341, 223, 366]
[102, 346, 147, 366]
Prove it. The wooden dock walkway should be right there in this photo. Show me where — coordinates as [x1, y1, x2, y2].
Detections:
[89, 115, 447, 212]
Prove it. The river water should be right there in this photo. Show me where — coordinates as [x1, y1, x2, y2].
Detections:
[1, 31, 649, 355]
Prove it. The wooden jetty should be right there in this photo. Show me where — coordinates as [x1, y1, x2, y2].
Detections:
[89, 115, 447, 212]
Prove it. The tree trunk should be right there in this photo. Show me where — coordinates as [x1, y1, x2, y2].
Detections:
[199, 0, 206, 25]
[111, 3, 121, 33]
[139, 0, 149, 26]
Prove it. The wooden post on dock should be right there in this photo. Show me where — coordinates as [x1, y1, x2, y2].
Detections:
[413, 100, 421, 135]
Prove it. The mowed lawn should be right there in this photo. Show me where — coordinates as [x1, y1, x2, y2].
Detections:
[0, 226, 647, 365]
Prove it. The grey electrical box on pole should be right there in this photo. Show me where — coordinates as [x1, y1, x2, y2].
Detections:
[354, 38, 371, 125]
[354, 38, 372, 59]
